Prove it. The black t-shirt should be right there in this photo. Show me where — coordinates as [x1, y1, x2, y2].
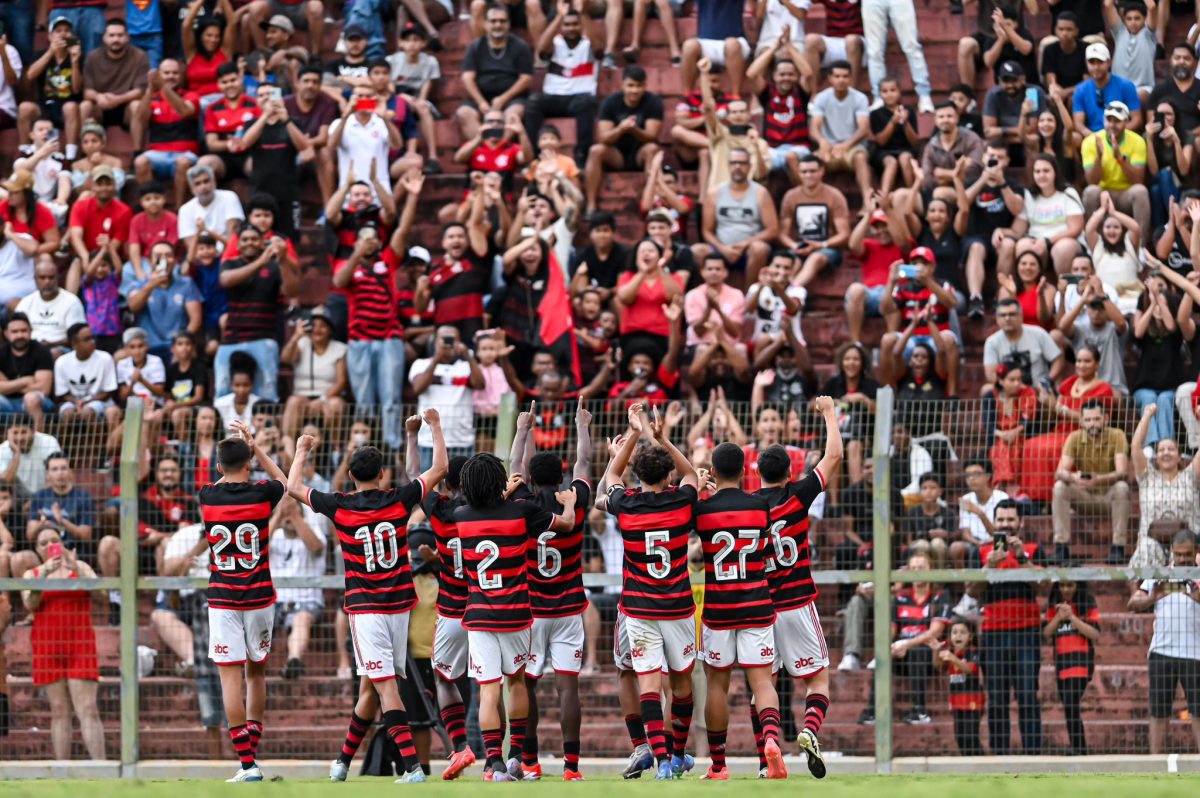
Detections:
[918, 225, 965, 293]
[166, 359, 207, 404]
[570, 242, 630, 290]
[462, 35, 534, 100]
[959, 111, 985, 138]
[1149, 79, 1200, 134]
[869, 105, 918, 153]
[250, 121, 299, 193]
[967, 178, 1022, 240]
[39, 52, 80, 103]
[1049, 0, 1106, 37]
[0, 342, 54, 399]
[1041, 40, 1087, 89]
[976, 28, 1039, 86]
[222, 258, 282, 343]
[598, 91, 665, 153]
[324, 56, 370, 85]
[1155, 222, 1193, 276]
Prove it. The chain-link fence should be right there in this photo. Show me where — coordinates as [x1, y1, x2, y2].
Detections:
[2, 392, 1199, 772]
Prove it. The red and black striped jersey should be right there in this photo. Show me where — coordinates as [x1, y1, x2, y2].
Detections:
[424, 492, 469, 619]
[454, 499, 556, 632]
[307, 480, 426, 614]
[200, 480, 286, 611]
[942, 646, 985, 712]
[758, 83, 811, 148]
[429, 252, 489, 328]
[979, 543, 1044, 631]
[607, 483, 697, 621]
[817, 0, 864, 37]
[695, 488, 774, 630]
[512, 479, 592, 618]
[1046, 598, 1099, 681]
[345, 247, 404, 342]
[893, 588, 951, 640]
[892, 281, 951, 334]
[754, 468, 826, 611]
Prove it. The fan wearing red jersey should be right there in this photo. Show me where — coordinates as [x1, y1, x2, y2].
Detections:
[507, 399, 593, 781]
[696, 442, 786, 781]
[454, 453, 578, 782]
[288, 409, 448, 784]
[199, 420, 287, 783]
[602, 403, 699, 781]
[753, 394, 842, 779]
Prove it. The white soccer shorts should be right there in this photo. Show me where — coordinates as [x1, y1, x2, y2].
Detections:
[625, 614, 697, 675]
[774, 604, 830, 677]
[613, 610, 633, 672]
[528, 613, 585, 679]
[349, 612, 410, 681]
[208, 606, 274, 665]
[433, 615, 469, 681]
[701, 623, 776, 669]
[467, 628, 533, 684]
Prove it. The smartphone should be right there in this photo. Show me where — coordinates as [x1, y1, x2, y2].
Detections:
[65, 35, 79, 47]
[898, 264, 921, 280]
[48, 542, 63, 559]
[440, 335, 455, 346]
[354, 97, 377, 113]
[1063, 273, 1083, 285]
[1080, 472, 1093, 481]
[728, 124, 751, 136]
[1024, 87, 1038, 106]
[986, 157, 999, 169]
[263, 86, 282, 102]
[992, 533, 1007, 552]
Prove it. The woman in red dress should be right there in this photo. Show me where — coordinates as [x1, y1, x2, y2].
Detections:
[990, 363, 1037, 494]
[1021, 344, 1115, 502]
[21, 529, 105, 760]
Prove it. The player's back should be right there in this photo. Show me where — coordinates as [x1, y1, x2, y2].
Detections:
[696, 487, 774, 629]
[424, 491, 469, 619]
[513, 480, 592, 618]
[607, 483, 697, 621]
[308, 481, 425, 614]
[199, 480, 286, 611]
[755, 469, 826, 611]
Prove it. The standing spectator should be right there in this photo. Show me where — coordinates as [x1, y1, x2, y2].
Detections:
[1103, 0, 1156, 105]
[269, 498, 326, 680]
[1127, 531, 1200, 755]
[214, 224, 299, 401]
[746, 31, 815, 185]
[198, 63, 261, 182]
[80, 19, 149, 142]
[964, 499, 1043, 755]
[408, 327, 484, 468]
[132, 60, 200, 208]
[861, 0, 933, 113]
[16, 258, 87, 353]
[423, 210, 492, 343]
[778, 154, 851, 289]
[680, 0, 750, 97]
[239, 82, 310, 238]
[20, 530, 104, 760]
[177, 164, 244, 257]
[938, 619, 985, 756]
[958, 141, 1024, 317]
[524, 4, 599, 168]
[700, 148, 778, 285]
[1081, 101, 1150, 240]
[920, 102, 985, 208]
[584, 65, 662, 213]
[808, 60, 872, 201]
[1130, 404, 1200, 568]
[1042, 578, 1100, 755]
[616, 239, 685, 355]
[456, 4, 534, 141]
[17, 17, 81, 154]
[1051, 399, 1131, 564]
[1072, 43, 1142, 136]
[286, 64, 339, 199]
[0, 314, 56, 429]
[329, 90, 401, 203]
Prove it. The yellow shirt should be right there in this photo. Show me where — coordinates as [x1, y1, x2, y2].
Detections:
[1081, 130, 1146, 192]
[689, 565, 705, 644]
[408, 573, 439, 659]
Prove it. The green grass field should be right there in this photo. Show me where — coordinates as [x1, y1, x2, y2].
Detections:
[5, 775, 1199, 798]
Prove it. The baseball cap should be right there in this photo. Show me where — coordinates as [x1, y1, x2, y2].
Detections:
[1085, 42, 1111, 62]
[260, 14, 295, 33]
[646, 208, 673, 226]
[909, 246, 936, 264]
[308, 305, 332, 323]
[2, 170, 34, 193]
[344, 23, 368, 40]
[92, 164, 117, 183]
[400, 21, 428, 38]
[1104, 100, 1131, 121]
[869, 209, 889, 225]
[998, 61, 1023, 81]
[50, 15, 73, 30]
[407, 245, 432, 264]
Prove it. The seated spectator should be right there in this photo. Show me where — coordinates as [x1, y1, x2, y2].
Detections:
[213, 356, 261, 434]
[802, 0, 865, 89]
[220, 194, 299, 267]
[1073, 42, 1142, 136]
[17, 258, 87, 355]
[180, 0, 237, 106]
[457, 4, 533, 141]
[1052, 398, 1131, 564]
[958, 140, 1024, 315]
[745, 32, 815, 185]
[616, 237, 686, 355]
[845, 196, 909, 343]
[778, 154, 851, 289]
[523, 6, 599, 169]
[452, 109, 532, 199]
[19, 529, 104, 761]
[286, 64, 340, 198]
[903, 473, 957, 567]
[920, 101, 985, 208]
[1127, 530, 1200, 755]
[127, 182, 179, 282]
[987, 363, 1036, 494]
[982, 295, 1063, 417]
[115, 328, 167, 435]
[388, 22, 442, 176]
[80, 19, 149, 143]
[699, 147, 778, 285]
[954, 457, 1008, 568]
[751, 324, 814, 414]
[1130, 274, 1184, 444]
[132, 59, 200, 208]
[329, 89, 402, 203]
[177, 164, 245, 257]
[585, 65, 662, 213]
[1103, 0, 1156, 105]
[17, 17, 83, 158]
[0, 413, 63, 498]
[269, 497, 326, 680]
[215, 224, 298, 401]
[1130, 404, 1200, 568]
[698, 58, 769, 194]
[66, 162, 130, 277]
[1056, 278, 1128, 395]
[948, 82, 984, 137]
[984, 61, 1044, 168]
[609, 0, 684, 67]
[0, 170, 60, 310]
[468, 0, 548, 44]
[1082, 100, 1151, 240]
[409, 326, 484, 467]
[684, 253, 744, 350]
[124, 240, 204, 362]
[54, 323, 120, 433]
[881, 247, 960, 395]
[680, 0, 749, 98]
[820, 342, 878, 508]
[14, 118, 73, 224]
[997, 248, 1055, 329]
[957, 3, 1036, 89]
[1041, 12, 1086, 105]
[1145, 103, 1193, 229]
[0, 314, 56, 429]
[281, 306, 347, 442]
[26, 452, 95, 558]
[1026, 94, 1080, 187]
[1019, 154, 1083, 274]
[1149, 43, 1200, 136]
[182, 233, 227, 357]
[869, 77, 920, 197]
[198, 63, 261, 182]
[744, 250, 805, 351]
[1083, 190, 1144, 315]
[249, 14, 311, 91]
[70, 121, 126, 193]
[321, 24, 372, 109]
[809, 59, 872, 201]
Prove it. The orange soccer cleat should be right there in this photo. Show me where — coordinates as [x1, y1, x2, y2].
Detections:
[442, 746, 477, 781]
[764, 738, 788, 779]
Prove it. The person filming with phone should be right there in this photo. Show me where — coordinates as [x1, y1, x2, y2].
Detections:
[124, 240, 204, 364]
[408, 325, 484, 469]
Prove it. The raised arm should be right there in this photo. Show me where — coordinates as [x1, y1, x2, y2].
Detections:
[604, 404, 644, 490]
[646, 405, 698, 489]
[574, 398, 592, 483]
[417, 408, 448, 491]
[232, 420, 286, 485]
[813, 394, 843, 482]
[288, 433, 315, 504]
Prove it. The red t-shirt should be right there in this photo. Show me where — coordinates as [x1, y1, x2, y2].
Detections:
[129, 211, 180, 255]
[858, 237, 908, 287]
[0, 201, 56, 243]
[617, 270, 687, 338]
[68, 196, 133, 251]
[203, 94, 261, 140]
[186, 51, 228, 97]
[470, 141, 522, 174]
[149, 91, 202, 153]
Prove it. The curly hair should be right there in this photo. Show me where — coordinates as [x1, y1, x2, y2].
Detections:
[460, 453, 508, 508]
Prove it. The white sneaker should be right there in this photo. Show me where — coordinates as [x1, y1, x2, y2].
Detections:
[330, 760, 349, 782]
[918, 95, 935, 114]
[227, 765, 263, 783]
[837, 653, 861, 671]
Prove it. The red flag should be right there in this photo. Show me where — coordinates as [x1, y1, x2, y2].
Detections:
[538, 251, 582, 386]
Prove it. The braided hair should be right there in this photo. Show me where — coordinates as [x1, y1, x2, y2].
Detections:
[460, 453, 508, 508]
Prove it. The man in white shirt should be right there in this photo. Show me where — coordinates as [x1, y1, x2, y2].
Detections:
[177, 164, 245, 258]
[955, 458, 1010, 567]
[523, 6, 599, 167]
[0, 415, 63, 496]
[328, 90, 401, 202]
[15, 257, 86, 354]
[54, 323, 119, 424]
[408, 325, 484, 469]
[269, 498, 327, 679]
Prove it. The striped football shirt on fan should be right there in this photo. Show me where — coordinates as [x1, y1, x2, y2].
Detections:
[607, 483, 697, 621]
[818, 0, 864, 37]
[695, 488, 775, 630]
[200, 480, 286, 610]
[754, 469, 826, 611]
[512, 479, 592, 618]
[345, 247, 405, 342]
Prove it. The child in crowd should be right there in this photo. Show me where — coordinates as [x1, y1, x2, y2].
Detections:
[164, 331, 208, 443]
[74, 249, 123, 354]
[939, 619, 985, 756]
[471, 330, 508, 417]
[387, 21, 443, 174]
[128, 182, 179, 281]
[183, 233, 228, 358]
[575, 287, 613, 385]
[524, 125, 581, 187]
[1043, 579, 1100, 755]
[213, 361, 261, 435]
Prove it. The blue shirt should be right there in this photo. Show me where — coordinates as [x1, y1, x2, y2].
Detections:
[128, 269, 203, 349]
[188, 258, 229, 329]
[126, 0, 162, 36]
[28, 486, 96, 551]
[1073, 74, 1141, 132]
[697, 0, 744, 39]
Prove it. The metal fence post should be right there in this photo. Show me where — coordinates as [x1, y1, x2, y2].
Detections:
[871, 387, 895, 773]
[494, 392, 518, 465]
[118, 398, 144, 777]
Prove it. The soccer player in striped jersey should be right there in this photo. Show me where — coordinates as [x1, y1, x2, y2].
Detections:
[199, 420, 287, 783]
[602, 403, 699, 781]
[454, 453, 578, 782]
[754, 395, 841, 779]
[508, 399, 593, 780]
[289, 410, 448, 784]
[696, 442, 786, 780]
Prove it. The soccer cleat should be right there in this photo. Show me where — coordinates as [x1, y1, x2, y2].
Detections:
[700, 766, 729, 780]
[758, 767, 768, 779]
[563, 770, 586, 781]
[522, 763, 543, 781]
[487, 767, 517, 782]
[670, 753, 695, 778]
[797, 729, 827, 779]
[506, 757, 524, 780]
[622, 743, 653, 779]
[765, 738, 788, 779]
[226, 765, 263, 783]
[654, 761, 674, 781]
[396, 768, 428, 783]
[443, 747, 476, 781]
[329, 760, 349, 782]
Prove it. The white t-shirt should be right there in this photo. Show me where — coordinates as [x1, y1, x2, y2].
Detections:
[213, 392, 261, 436]
[1020, 188, 1083, 240]
[757, 0, 808, 52]
[1140, 579, 1200, 660]
[177, 189, 246, 245]
[271, 522, 327, 606]
[958, 488, 1011, 544]
[0, 238, 37, 305]
[116, 354, 167, 405]
[54, 349, 117, 402]
[163, 523, 209, 597]
[409, 357, 475, 449]
[292, 337, 347, 399]
[0, 431, 63, 495]
[330, 114, 393, 202]
[0, 44, 22, 117]
[16, 290, 87, 344]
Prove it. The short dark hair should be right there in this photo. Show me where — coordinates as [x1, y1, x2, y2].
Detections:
[246, 193, 278, 218]
[711, 442, 745, 480]
[1173, 529, 1196, 547]
[1122, 0, 1148, 16]
[485, 1, 510, 17]
[756, 445, 792, 484]
[964, 457, 992, 475]
[1056, 10, 1079, 24]
[529, 452, 564, 488]
[798, 153, 824, 167]
[949, 83, 974, 97]
[105, 17, 127, 29]
[217, 437, 253, 471]
[770, 248, 796, 263]
[985, 138, 1008, 151]
[139, 181, 166, 198]
[918, 472, 941, 487]
[994, 497, 1019, 515]
[829, 59, 852, 73]
[216, 62, 240, 79]
[367, 57, 390, 72]
[1174, 42, 1197, 58]
[537, 124, 561, 140]
[588, 210, 616, 231]
[298, 63, 323, 80]
[623, 65, 647, 83]
[1080, 398, 1108, 415]
[631, 445, 674, 487]
[67, 323, 89, 343]
[702, 251, 727, 268]
[445, 454, 469, 491]
[934, 100, 958, 114]
[348, 445, 384, 482]
[172, 330, 196, 347]
[5, 412, 33, 429]
[995, 297, 1021, 313]
[5, 312, 30, 330]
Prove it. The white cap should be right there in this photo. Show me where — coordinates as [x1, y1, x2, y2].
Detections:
[407, 245, 432, 264]
[1085, 42, 1111, 62]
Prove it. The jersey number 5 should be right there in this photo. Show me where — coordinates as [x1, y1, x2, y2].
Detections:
[354, 522, 399, 573]
[645, 530, 671, 579]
